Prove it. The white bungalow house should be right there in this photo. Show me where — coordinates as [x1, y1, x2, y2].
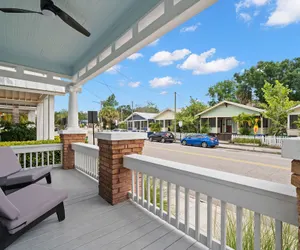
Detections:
[153, 108, 181, 132]
[287, 104, 300, 136]
[124, 112, 157, 131]
[195, 101, 269, 141]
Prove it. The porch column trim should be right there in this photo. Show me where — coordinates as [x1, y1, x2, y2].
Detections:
[67, 87, 80, 131]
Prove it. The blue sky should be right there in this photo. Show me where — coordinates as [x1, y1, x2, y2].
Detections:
[55, 0, 300, 111]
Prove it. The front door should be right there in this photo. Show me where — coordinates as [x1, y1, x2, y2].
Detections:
[226, 119, 232, 133]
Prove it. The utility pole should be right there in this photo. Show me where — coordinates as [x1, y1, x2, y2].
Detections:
[174, 92, 177, 141]
[131, 101, 134, 131]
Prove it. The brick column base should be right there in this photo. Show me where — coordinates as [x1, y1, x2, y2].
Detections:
[60, 132, 86, 170]
[97, 132, 146, 205]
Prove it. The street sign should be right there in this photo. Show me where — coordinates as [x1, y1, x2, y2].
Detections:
[253, 125, 259, 134]
[178, 121, 183, 127]
[88, 111, 98, 123]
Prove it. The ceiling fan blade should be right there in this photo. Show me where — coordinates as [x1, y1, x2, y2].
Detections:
[0, 8, 42, 14]
[52, 5, 90, 37]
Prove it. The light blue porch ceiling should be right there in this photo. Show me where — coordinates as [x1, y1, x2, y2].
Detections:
[0, 0, 161, 76]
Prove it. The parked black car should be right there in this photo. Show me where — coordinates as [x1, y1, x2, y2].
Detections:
[148, 132, 175, 143]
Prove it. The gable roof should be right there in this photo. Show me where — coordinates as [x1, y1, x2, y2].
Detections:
[153, 108, 182, 119]
[195, 100, 265, 117]
[124, 112, 158, 121]
[289, 104, 300, 112]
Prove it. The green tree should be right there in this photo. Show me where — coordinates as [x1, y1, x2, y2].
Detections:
[103, 94, 119, 108]
[54, 109, 68, 127]
[235, 83, 252, 105]
[78, 111, 88, 121]
[117, 105, 132, 121]
[149, 122, 161, 132]
[234, 58, 300, 103]
[261, 81, 295, 135]
[207, 80, 237, 106]
[174, 97, 207, 133]
[135, 102, 159, 113]
[100, 106, 119, 129]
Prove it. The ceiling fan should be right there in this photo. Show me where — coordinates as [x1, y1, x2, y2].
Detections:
[0, 0, 90, 37]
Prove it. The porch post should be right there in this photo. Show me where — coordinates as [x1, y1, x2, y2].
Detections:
[199, 117, 202, 132]
[48, 95, 55, 140]
[215, 117, 218, 134]
[282, 139, 300, 250]
[163, 120, 166, 131]
[36, 102, 44, 140]
[96, 132, 147, 205]
[147, 120, 149, 131]
[261, 116, 264, 135]
[59, 87, 86, 170]
[43, 96, 49, 140]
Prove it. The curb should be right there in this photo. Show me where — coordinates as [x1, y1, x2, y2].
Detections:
[218, 145, 281, 155]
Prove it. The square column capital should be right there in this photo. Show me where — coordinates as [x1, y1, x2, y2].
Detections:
[95, 132, 147, 141]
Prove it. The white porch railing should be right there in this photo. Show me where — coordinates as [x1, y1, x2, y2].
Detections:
[11, 143, 63, 169]
[124, 154, 297, 250]
[72, 143, 99, 181]
[231, 134, 287, 148]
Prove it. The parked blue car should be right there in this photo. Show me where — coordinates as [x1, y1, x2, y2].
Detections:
[181, 134, 219, 148]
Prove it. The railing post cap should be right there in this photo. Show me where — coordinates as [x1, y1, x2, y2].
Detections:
[59, 129, 87, 135]
[282, 138, 300, 160]
[95, 132, 147, 141]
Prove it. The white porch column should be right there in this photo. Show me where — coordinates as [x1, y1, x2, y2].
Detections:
[67, 87, 79, 131]
[163, 120, 166, 131]
[36, 102, 44, 140]
[199, 118, 202, 132]
[43, 96, 49, 140]
[48, 95, 55, 140]
[216, 117, 218, 134]
[28, 111, 36, 123]
[147, 120, 149, 131]
[140, 121, 142, 130]
[287, 115, 290, 131]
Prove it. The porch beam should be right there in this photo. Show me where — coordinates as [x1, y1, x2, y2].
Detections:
[73, 0, 218, 88]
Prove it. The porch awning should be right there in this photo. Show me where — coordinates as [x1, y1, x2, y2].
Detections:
[0, 0, 217, 89]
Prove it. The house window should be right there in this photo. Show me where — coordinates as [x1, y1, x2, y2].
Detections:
[290, 115, 299, 129]
[209, 118, 216, 128]
[263, 118, 269, 128]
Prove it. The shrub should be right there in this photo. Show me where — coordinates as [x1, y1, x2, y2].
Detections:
[150, 122, 161, 132]
[232, 138, 261, 145]
[239, 127, 251, 135]
[0, 138, 60, 147]
[0, 121, 36, 141]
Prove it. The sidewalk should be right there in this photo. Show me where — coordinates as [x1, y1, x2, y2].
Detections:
[218, 143, 281, 154]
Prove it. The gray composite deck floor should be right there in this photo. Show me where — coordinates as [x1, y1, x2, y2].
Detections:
[8, 168, 208, 250]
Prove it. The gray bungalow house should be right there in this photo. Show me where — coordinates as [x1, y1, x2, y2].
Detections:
[124, 112, 157, 131]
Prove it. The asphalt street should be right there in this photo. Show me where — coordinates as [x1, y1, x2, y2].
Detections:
[143, 141, 292, 185]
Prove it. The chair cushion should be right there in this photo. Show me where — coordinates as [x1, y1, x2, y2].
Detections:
[0, 188, 20, 220]
[6, 166, 52, 186]
[0, 184, 67, 234]
[0, 147, 21, 178]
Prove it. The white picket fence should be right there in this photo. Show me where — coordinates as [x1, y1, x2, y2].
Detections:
[231, 135, 287, 148]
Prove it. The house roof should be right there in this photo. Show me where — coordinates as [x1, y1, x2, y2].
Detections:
[153, 108, 182, 119]
[124, 112, 158, 121]
[289, 104, 300, 112]
[195, 100, 265, 117]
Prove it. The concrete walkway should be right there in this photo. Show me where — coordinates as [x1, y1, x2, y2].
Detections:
[218, 143, 281, 154]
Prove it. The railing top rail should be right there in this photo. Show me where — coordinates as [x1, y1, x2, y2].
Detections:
[124, 154, 297, 225]
[11, 143, 63, 153]
[72, 143, 99, 158]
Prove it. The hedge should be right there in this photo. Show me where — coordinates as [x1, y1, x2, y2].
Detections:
[0, 137, 62, 168]
[232, 138, 261, 145]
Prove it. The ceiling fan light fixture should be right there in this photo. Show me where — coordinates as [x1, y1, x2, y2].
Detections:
[41, 9, 55, 17]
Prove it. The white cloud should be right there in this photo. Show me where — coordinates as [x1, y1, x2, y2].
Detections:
[266, 0, 300, 26]
[106, 65, 121, 74]
[180, 23, 201, 33]
[148, 39, 160, 47]
[160, 91, 168, 95]
[127, 53, 143, 60]
[178, 48, 240, 75]
[239, 12, 252, 22]
[128, 81, 141, 88]
[149, 77, 182, 88]
[235, 0, 269, 12]
[150, 49, 191, 66]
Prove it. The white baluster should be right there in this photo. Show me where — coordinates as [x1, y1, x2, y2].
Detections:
[160, 179, 164, 218]
[23, 153, 26, 169]
[221, 201, 227, 250]
[36, 152, 38, 167]
[185, 188, 190, 235]
[207, 196, 212, 248]
[153, 177, 157, 214]
[236, 206, 243, 250]
[195, 192, 200, 241]
[136, 171, 139, 203]
[141, 174, 145, 206]
[147, 175, 150, 211]
[52, 150, 55, 166]
[42, 152, 44, 167]
[131, 170, 135, 200]
[175, 185, 180, 229]
[254, 212, 261, 250]
[275, 220, 282, 250]
[167, 182, 171, 223]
